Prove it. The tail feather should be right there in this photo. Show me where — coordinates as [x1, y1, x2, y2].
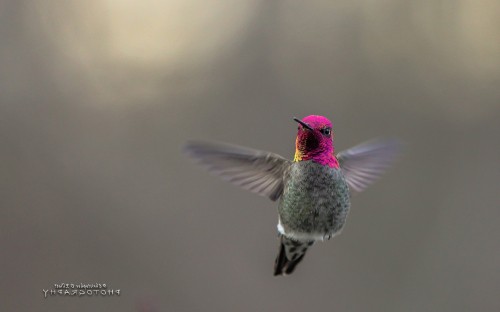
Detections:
[274, 235, 314, 276]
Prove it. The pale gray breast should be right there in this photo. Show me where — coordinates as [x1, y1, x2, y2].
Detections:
[278, 161, 350, 237]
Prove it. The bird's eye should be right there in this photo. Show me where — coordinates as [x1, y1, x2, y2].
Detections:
[320, 128, 331, 136]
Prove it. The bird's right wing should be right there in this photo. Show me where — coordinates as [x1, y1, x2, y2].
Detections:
[337, 139, 401, 192]
[184, 141, 290, 201]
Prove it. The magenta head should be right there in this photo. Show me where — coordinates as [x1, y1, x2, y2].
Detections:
[293, 115, 338, 168]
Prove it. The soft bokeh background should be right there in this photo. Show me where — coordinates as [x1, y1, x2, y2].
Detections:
[1, 0, 499, 311]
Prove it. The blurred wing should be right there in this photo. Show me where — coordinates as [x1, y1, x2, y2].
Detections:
[184, 141, 290, 201]
[337, 139, 402, 192]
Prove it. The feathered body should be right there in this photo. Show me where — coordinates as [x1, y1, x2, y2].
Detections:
[278, 161, 349, 241]
[184, 115, 400, 276]
[274, 161, 350, 275]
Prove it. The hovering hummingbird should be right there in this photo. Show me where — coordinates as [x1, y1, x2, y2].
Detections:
[184, 115, 400, 276]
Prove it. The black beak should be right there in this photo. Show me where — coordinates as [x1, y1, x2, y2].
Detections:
[293, 117, 313, 131]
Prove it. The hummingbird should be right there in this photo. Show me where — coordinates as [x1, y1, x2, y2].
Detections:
[184, 115, 400, 276]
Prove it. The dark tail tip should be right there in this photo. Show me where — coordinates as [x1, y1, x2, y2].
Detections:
[274, 237, 307, 276]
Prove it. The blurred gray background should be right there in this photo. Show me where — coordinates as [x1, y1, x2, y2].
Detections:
[1, 0, 499, 311]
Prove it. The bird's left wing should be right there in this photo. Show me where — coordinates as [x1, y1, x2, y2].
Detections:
[337, 139, 402, 192]
[184, 141, 290, 201]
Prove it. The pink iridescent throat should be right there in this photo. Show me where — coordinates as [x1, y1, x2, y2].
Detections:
[294, 144, 340, 168]
[293, 136, 340, 169]
[315, 153, 340, 168]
